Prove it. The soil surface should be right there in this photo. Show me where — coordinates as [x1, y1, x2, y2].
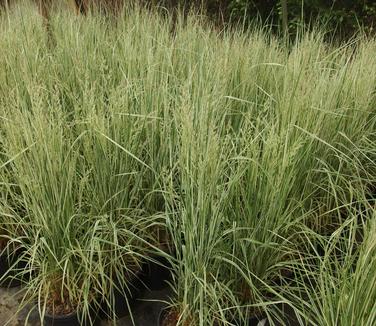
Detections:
[0, 286, 172, 326]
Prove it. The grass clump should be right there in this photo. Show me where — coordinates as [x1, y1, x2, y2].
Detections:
[0, 3, 375, 325]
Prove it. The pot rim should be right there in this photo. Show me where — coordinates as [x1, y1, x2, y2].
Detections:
[158, 306, 176, 326]
[44, 310, 78, 320]
[44, 307, 100, 326]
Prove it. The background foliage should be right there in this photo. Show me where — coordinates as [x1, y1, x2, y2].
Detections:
[200, 0, 376, 36]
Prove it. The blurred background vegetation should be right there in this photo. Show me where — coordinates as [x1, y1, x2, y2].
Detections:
[178, 0, 376, 37]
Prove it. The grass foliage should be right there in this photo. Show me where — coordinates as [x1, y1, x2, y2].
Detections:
[0, 2, 375, 325]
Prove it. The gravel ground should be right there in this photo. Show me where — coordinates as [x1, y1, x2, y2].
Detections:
[0, 287, 39, 326]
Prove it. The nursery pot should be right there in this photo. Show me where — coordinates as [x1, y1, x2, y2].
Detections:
[44, 309, 100, 326]
[99, 272, 144, 320]
[140, 256, 172, 291]
[249, 316, 267, 326]
[159, 308, 185, 326]
[0, 247, 27, 288]
[158, 308, 170, 326]
[100, 257, 172, 320]
[159, 309, 267, 326]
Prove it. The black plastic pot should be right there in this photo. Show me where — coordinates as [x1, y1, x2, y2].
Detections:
[140, 256, 172, 291]
[99, 273, 144, 320]
[248, 316, 267, 326]
[159, 311, 268, 326]
[0, 248, 27, 288]
[159, 310, 268, 326]
[99, 257, 172, 321]
[44, 311, 83, 326]
[221, 316, 267, 326]
[158, 308, 167, 326]
[44, 310, 100, 326]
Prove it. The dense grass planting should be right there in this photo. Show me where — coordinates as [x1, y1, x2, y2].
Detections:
[0, 3, 375, 325]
